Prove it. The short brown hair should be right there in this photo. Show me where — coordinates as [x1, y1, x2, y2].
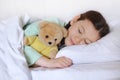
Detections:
[78, 10, 110, 38]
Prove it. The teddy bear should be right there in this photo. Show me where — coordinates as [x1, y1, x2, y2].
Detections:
[24, 21, 67, 59]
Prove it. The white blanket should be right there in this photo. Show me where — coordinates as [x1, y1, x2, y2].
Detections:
[0, 16, 120, 80]
[0, 16, 32, 80]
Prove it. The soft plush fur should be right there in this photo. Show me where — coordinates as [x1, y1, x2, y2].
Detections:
[24, 21, 67, 58]
[39, 21, 67, 46]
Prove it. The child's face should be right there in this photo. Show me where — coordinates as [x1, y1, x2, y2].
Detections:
[65, 19, 100, 46]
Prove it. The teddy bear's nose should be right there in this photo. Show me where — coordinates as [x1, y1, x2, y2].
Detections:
[48, 42, 52, 45]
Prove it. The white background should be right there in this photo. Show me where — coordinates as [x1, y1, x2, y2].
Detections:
[0, 0, 120, 21]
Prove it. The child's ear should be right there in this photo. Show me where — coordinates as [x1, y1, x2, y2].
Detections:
[61, 27, 67, 37]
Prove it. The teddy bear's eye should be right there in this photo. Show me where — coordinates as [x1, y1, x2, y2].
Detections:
[45, 35, 49, 38]
[54, 38, 57, 41]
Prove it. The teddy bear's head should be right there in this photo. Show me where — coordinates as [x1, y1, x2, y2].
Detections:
[38, 21, 67, 46]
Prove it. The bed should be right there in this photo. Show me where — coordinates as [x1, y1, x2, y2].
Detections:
[0, 0, 120, 80]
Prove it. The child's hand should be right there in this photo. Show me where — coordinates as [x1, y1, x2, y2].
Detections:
[35, 56, 72, 68]
[23, 37, 28, 45]
[48, 56, 72, 68]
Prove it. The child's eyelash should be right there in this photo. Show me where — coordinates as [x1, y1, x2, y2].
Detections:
[78, 29, 81, 34]
[84, 40, 88, 44]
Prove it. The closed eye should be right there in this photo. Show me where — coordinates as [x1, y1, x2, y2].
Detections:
[84, 40, 88, 44]
[78, 29, 82, 34]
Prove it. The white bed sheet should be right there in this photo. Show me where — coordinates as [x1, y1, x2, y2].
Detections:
[31, 61, 120, 80]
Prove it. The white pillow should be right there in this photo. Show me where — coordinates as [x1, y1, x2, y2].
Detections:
[56, 20, 120, 64]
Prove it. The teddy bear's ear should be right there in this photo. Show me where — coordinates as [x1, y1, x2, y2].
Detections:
[39, 21, 49, 29]
[61, 27, 67, 37]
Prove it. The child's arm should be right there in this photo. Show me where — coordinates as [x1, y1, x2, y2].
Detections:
[34, 56, 72, 68]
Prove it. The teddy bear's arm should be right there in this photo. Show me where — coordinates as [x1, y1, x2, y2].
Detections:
[49, 47, 58, 59]
[24, 36, 37, 45]
[49, 50, 58, 59]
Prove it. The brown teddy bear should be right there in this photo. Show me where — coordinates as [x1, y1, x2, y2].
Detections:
[24, 21, 67, 59]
